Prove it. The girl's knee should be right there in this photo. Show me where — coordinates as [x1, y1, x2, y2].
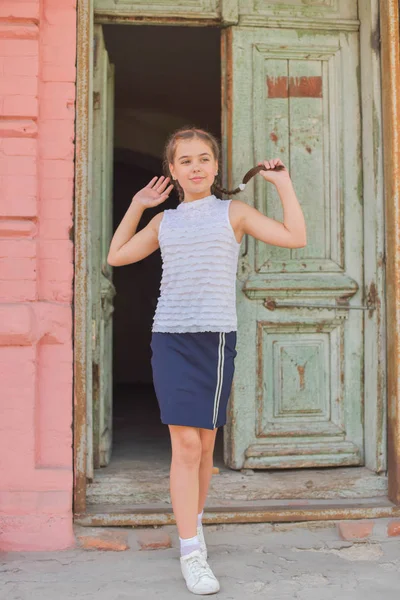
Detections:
[199, 429, 217, 458]
[170, 427, 202, 466]
[200, 440, 215, 459]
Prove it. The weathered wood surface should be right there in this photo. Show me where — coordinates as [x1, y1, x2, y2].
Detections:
[93, 0, 357, 28]
[77, 497, 400, 527]
[380, 0, 400, 504]
[91, 25, 116, 469]
[225, 22, 365, 470]
[94, 0, 220, 21]
[87, 465, 387, 506]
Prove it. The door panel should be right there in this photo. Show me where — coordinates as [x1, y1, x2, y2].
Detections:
[223, 26, 363, 469]
[91, 25, 115, 469]
[241, 0, 357, 20]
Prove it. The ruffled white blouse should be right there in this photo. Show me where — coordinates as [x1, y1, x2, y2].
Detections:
[152, 195, 241, 333]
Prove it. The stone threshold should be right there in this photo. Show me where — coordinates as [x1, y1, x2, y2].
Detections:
[75, 497, 400, 528]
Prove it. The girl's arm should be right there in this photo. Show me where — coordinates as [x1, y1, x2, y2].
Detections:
[231, 159, 307, 249]
[107, 176, 173, 266]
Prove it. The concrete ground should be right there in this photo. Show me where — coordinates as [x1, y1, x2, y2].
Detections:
[1, 522, 400, 599]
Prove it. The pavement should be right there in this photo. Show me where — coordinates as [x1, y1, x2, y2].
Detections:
[1, 521, 400, 599]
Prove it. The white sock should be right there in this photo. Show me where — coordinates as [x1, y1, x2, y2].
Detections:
[180, 535, 201, 557]
[197, 511, 204, 528]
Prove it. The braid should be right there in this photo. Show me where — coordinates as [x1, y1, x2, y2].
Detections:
[174, 180, 185, 202]
[214, 164, 285, 197]
[163, 158, 184, 201]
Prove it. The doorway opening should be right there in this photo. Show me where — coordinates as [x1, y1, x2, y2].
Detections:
[87, 25, 223, 507]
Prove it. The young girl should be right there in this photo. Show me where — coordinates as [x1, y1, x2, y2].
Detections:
[108, 127, 306, 595]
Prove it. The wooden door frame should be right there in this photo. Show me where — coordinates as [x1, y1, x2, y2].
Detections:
[73, 0, 400, 517]
[380, 0, 400, 504]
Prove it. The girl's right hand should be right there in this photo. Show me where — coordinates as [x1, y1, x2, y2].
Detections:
[132, 176, 174, 209]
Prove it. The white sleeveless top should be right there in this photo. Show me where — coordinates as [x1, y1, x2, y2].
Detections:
[152, 195, 241, 333]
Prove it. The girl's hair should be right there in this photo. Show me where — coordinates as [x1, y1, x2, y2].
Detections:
[163, 126, 284, 202]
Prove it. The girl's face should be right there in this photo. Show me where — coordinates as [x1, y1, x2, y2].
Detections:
[169, 138, 219, 201]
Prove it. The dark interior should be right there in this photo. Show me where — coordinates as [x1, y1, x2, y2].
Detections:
[102, 25, 222, 467]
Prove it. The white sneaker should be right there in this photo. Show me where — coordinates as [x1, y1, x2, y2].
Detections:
[180, 549, 220, 595]
[197, 525, 208, 560]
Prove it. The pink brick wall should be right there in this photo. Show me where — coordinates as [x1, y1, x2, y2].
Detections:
[0, 0, 76, 551]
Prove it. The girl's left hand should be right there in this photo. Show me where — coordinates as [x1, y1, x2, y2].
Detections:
[258, 159, 291, 185]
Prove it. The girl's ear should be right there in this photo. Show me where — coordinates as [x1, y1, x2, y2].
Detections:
[169, 163, 175, 180]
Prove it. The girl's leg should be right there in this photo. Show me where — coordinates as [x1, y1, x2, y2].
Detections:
[198, 428, 218, 514]
[168, 425, 202, 539]
[170, 425, 221, 596]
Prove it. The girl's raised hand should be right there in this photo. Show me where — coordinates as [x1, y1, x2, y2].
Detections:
[132, 176, 174, 209]
[258, 159, 290, 185]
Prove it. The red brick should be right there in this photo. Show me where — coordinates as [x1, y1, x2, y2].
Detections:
[39, 218, 73, 240]
[137, 529, 172, 550]
[43, 6, 77, 27]
[38, 279, 73, 303]
[0, 257, 36, 279]
[42, 63, 76, 83]
[4, 56, 39, 76]
[39, 257, 72, 281]
[0, 304, 33, 346]
[337, 520, 374, 541]
[45, 0, 77, 7]
[0, 119, 38, 138]
[77, 530, 129, 552]
[41, 26, 76, 48]
[0, 239, 36, 258]
[2, 94, 38, 117]
[0, 280, 36, 302]
[0, 23, 38, 41]
[40, 82, 75, 119]
[2, 75, 37, 96]
[39, 135, 74, 160]
[0, 155, 36, 176]
[0, 3, 40, 21]
[0, 219, 36, 237]
[387, 521, 400, 537]
[1, 138, 37, 156]
[0, 491, 71, 516]
[41, 199, 73, 220]
[39, 239, 72, 260]
[0, 39, 38, 57]
[41, 159, 74, 179]
[41, 176, 73, 200]
[0, 175, 37, 217]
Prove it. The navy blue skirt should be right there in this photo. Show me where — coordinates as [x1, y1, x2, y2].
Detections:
[150, 331, 237, 430]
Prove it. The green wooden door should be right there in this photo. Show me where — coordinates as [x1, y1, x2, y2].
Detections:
[91, 24, 116, 469]
[223, 25, 364, 470]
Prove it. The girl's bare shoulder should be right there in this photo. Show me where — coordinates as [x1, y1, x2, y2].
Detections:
[228, 199, 250, 224]
[149, 211, 165, 234]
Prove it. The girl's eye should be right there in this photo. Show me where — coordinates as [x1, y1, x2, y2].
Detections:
[181, 160, 190, 165]
[202, 158, 210, 162]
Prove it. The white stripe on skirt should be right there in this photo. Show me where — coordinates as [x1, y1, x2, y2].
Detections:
[213, 332, 226, 429]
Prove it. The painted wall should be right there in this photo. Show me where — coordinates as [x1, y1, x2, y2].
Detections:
[0, 0, 76, 551]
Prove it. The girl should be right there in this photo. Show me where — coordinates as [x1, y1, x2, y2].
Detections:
[108, 127, 306, 595]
